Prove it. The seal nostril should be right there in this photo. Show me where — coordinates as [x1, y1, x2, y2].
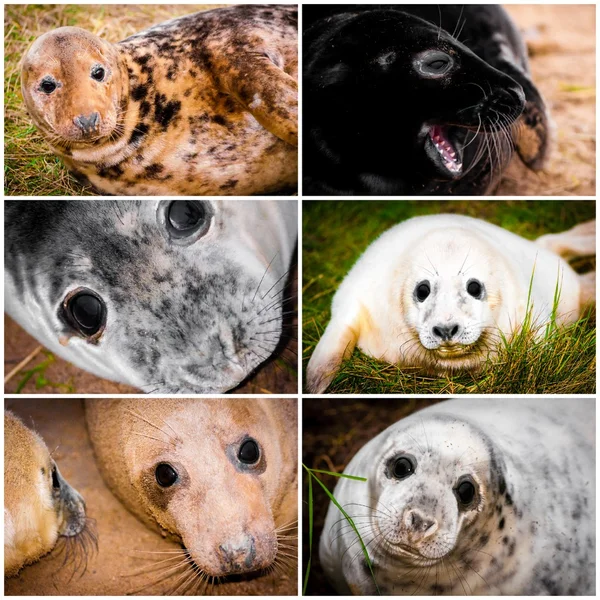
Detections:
[450, 324, 459, 337]
[432, 326, 442, 339]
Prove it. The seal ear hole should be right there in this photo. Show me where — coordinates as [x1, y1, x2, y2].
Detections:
[62, 288, 106, 339]
[455, 477, 478, 508]
[415, 281, 431, 302]
[52, 466, 60, 490]
[389, 454, 416, 480]
[90, 65, 106, 82]
[162, 200, 213, 242]
[238, 438, 260, 465]
[39, 77, 58, 94]
[155, 463, 178, 487]
[466, 279, 484, 299]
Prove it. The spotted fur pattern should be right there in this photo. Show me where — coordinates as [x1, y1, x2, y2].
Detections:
[21, 5, 297, 195]
[319, 399, 595, 595]
[4, 200, 297, 393]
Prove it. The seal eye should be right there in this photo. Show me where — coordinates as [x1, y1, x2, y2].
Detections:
[392, 456, 415, 480]
[456, 480, 476, 506]
[166, 201, 209, 236]
[52, 467, 60, 490]
[238, 439, 260, 465]
[90, 65, 106, 82]
[39, 77, 57, 94]
[155, 463, 178, 487]
[414, 51, 454, 78]
[63, 290, 106, 337]
[415, 281, 431, 302]
[467, 279, 483, 299]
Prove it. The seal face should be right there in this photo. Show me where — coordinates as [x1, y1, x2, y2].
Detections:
[303, 5, 549, 195]
[85, 398, 298, 581]
[4, 411, 87, 577]
[4, 200, 297, 393]
[319, 398, 596, 595]
[306, 214, 594, 393]
[21, 5, 298, 195]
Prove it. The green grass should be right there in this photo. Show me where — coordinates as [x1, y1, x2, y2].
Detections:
[14, 351, 75, 393]
[4, 4, 223, 196]
[303, 201, 596, 394]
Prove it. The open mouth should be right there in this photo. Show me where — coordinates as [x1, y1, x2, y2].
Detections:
[425, 125, 463, 178]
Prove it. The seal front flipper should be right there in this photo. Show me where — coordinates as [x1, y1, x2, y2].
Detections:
[306, 317, 359, 393]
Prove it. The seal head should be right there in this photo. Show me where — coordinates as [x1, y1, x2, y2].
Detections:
[21, 27, 127, 146]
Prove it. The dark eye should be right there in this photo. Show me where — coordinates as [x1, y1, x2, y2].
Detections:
[40, 77, 57, 94]
[52, 467, 60, 490]
[155, 463, 178, 487]
[166, 201, 210, 238]
[238, 439, 260, 465]
[428, 59, 448, 71]
[467, 279, 483, 299]
[63, 290, 106, 337]
[91, 65, 106, 82]
[456, 480, 476, 506]
[415, 281, 431, 302]
[414, 51, 453, 77]
[392, 456, 415, 479]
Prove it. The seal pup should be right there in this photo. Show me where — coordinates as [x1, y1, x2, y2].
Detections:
[303, 5, 549, 195]
[319, 398, 595, 595]
[306, 214, 595, 393]
[4, 411, 89, 577]
[20, 4, 297, 195]
[5, 200, 297, 394]
[85, 398, 297, 592]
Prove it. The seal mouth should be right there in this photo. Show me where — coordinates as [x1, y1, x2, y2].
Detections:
[425, 125, 463, 178]
[434, 344, 470, 357]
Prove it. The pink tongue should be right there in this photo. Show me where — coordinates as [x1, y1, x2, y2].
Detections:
[429, 126, 460, 171]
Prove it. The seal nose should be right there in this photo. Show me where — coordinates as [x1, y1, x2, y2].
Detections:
[404, 509, 437, 540]
[74, 112, 100, 134]
[432, 324, 460, 341]
[218, 534, 256, 572]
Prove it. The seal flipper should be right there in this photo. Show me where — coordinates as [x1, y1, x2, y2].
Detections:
[535, 220, 596, 260]
[306, 319, 358, 393]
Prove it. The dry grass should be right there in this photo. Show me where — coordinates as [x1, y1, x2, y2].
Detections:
[4, 4, 225, 196]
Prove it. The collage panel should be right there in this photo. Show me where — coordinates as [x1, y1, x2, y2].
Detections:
[302, 397, 596, 595]
[302, 4, 595, 197]
[4, 199, 298, 395]
[5, 4, 298, 197]
[303, 200, 595, 394]
[5, 397, 298, 595]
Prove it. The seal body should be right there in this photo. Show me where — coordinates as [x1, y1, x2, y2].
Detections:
[21, 5, 297, 195]
[5, 200, 297, 393]
[4, 411, 87, 577]
[319, 398, 595, 595]
[303, 5, 549, 195]
[85, 398, 297, 578]
[306, 214, 595, 393]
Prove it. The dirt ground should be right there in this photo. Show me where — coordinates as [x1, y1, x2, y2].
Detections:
[5, 399, 298, 596]
[302, 399, 445, 595]
[4, 269, 297, 395]
[496, 5, 595, 195]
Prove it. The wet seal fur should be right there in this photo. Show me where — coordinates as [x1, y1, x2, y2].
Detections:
[5, 200, 297, 394]
[21, 5, 297, 195]
[85, 398, 297, 584]
[4, 411, 87, 577]
[306, 214, 595, 393]
[303, 5, 549, 195]
[320, 398, 595, 595]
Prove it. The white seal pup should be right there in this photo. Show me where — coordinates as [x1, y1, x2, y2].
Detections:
[4, 411, 88, 577]
[5, 200, 297, 394]
[85, 398, 297, 588]
[307, 214, 595, 393]
[319, 398, 595, 595]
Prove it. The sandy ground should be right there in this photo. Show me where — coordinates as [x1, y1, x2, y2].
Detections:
[497, 5, 595, 195]
[4, 269, 297, 395]
[5, 399, 298, 596]
[302, 399, 445, 595]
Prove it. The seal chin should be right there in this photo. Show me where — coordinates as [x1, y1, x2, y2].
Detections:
[424, 124, 463, 178]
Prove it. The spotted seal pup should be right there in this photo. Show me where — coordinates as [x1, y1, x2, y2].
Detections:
[303, 5, 549, 195]
[306, 214, 595, 393]
[21, 5, 297, 195]
[5, 200, 297, 394]
[319, 398, 595, 595]
[4, 411, 89, 577]
[85, 398, 297, 591]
